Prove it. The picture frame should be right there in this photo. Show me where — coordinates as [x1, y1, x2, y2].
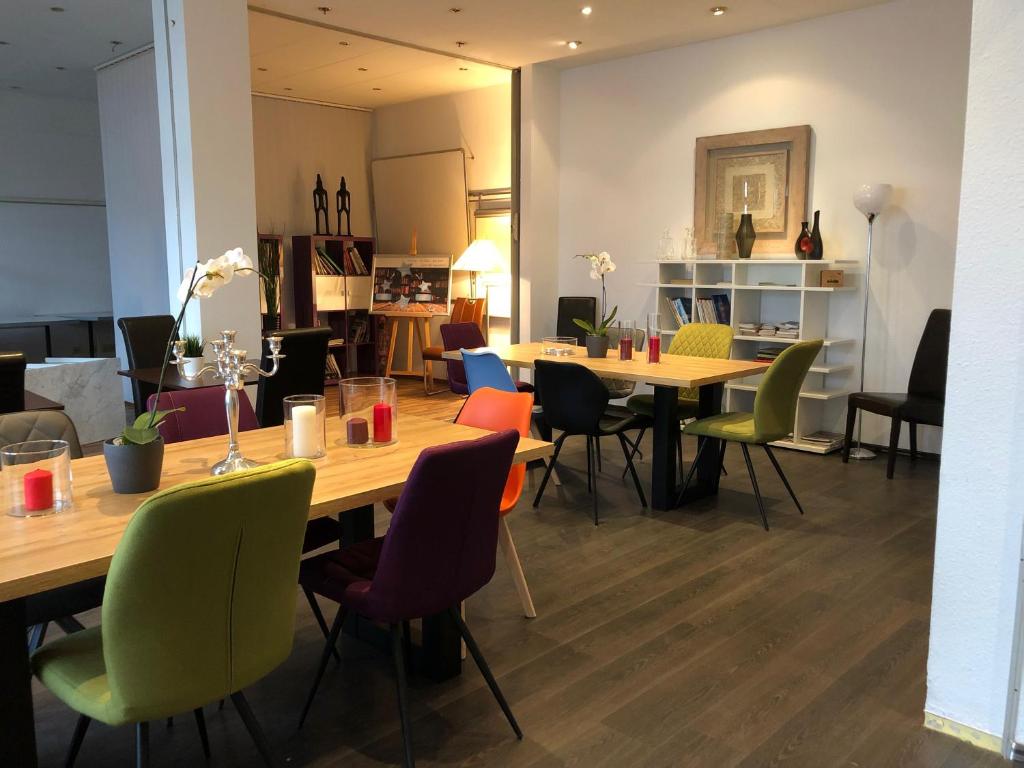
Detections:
[369, 254, 453, 316]
[694, 125, 811, 256]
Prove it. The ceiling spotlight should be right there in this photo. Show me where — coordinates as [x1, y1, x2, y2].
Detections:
[567, 40, 582, 50]
[50, 6, 65, 12]
[459, 67, 469, 71]
[710, 6, 727, 15]
[455, 41, 466, 47]
[257, 67, 268, 72]
[581, 6, 593, 15]
[283, 87, 293, 91]
[357, 67, 367, 72]
[0, 41, 10, 45]
[372, 87, 382, 91]
[317, 6, 331, 14]
[10, 85, 22, 90]
[449, 7, 462, 12]
[55, 66, 65, 71]
[338, 40, 349, 46]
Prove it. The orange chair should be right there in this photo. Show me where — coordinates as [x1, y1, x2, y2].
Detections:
[423, 296, 487, 395]
[456, 387, 537, 618]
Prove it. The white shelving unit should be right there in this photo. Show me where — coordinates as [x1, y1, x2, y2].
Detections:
[638, 258, 860, 454]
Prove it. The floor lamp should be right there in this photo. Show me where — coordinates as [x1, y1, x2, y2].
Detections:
[453, 239, 502, 299]
[850, 183, 893, 459]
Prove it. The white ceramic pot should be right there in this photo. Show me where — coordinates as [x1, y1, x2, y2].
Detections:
[182, 357, 204, 377]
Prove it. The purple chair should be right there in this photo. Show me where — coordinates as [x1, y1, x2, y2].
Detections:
[297, 430, 523, 766]
[439, 322, 533, 396]
[147, 388, 258, 444]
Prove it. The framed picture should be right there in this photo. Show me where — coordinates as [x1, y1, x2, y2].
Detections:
[694, 125, 811, 256]
[370, 254, 452, 315]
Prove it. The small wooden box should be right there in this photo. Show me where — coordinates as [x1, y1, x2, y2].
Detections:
[820, 270, 844, 288]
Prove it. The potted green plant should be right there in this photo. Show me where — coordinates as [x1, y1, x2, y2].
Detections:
[573, 251, 618, 358]
[179, 334, 205, 377]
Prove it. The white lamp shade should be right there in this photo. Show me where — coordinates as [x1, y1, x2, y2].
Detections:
[453, 239, 502, 272]
[853, 183, 893, 218]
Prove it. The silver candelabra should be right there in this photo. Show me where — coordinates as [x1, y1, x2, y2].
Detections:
[172, 330, 284, 475]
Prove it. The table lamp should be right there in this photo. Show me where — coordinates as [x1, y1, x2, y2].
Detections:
[850, 183, 893, 460]
[453, 239, 502, 298]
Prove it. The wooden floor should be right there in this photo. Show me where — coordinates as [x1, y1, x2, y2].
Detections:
[46, 379, 1000, 767]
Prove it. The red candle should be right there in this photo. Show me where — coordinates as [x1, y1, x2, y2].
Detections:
[24, 468, 54, 512]
[647, 334, 661, 364]
[373, 402, 393, 444]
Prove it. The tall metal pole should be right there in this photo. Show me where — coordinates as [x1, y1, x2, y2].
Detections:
[850, 213, 877, 459]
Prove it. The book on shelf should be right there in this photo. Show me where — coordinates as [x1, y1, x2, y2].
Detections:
[324, 352, 343, 381]
[693, 294, 730, 324]
[313, 245, 344, 276]
[800, 431, 845, 450]
[663, 296, 691, 327]
[349, 317, 370, 344]
[346, 246, 369, 275]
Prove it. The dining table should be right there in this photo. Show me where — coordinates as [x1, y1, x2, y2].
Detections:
[444, 341, 770, 511]
[117, 363, 261, 390]
[0, 412, 552, 768]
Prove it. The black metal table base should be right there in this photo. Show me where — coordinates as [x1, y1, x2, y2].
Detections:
[0, 597, 38, 767]
[650, 382, 724, 511]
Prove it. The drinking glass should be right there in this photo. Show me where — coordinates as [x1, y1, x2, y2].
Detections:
[617, 320, 634, 361]
[540, 337, 577, 356]
[647, 313, 662, 363]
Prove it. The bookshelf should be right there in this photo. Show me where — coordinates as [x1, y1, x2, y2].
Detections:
[638, 258, 860, 454]
[292, 234, 377, 382]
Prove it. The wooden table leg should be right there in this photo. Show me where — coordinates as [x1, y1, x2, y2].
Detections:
[0, 597, 38, 768]
[677, 382, 725, 505]
[650, 384, 680, 511]
[385, 318, 399, 377]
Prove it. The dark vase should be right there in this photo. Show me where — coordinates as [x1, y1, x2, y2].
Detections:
[103, 437, 164, 494]
[735, 213, 756, 259]
[262, 313, 280, 333]
[808, 210, 824, 260]
[585, 335, 609, 358]
[794, 221, 813, 260]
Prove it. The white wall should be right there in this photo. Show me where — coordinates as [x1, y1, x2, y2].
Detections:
[555, 0, 970, 449]
[0, 91, 111, 318]
[251, 95, 373, 326]
[926, 0, 1024, 748]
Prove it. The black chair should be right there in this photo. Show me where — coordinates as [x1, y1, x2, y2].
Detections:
[0, 351, 27, 414]
[843, 308, 951, 479]
[255, 327, 332, 428]
[117, 315, 177, 418]
[556, 296, 597, 345]
[532, 360, 647, 525]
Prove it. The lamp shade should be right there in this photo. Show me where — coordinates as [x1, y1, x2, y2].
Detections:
[853, 183, 893, 218]
[453, 239, 502, 272]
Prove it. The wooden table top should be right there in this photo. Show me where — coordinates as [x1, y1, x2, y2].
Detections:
[117, 365, 260, 389]
[0, 413, 552, 602]
[444, 342, 770, 388]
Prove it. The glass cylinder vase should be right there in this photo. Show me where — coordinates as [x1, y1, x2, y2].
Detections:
[339, 377, 398, 447]
[2, 439, 73, 517]
[284, 394, 327, 459]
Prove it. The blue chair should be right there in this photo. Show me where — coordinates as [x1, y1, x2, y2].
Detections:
[461, 348, 534, 396]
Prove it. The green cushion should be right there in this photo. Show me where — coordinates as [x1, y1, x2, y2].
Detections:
[626, 393, 699, 421]
[684, 412, 764, 443]
[32, 627, 117, 724]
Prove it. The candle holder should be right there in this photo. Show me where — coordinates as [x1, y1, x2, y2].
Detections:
[284, 394, 326, 459]
[541, 337, 577, 356]
[172, 330, 284, 475]
[339, 377, 398, 447]
[2, 439, 73, 517]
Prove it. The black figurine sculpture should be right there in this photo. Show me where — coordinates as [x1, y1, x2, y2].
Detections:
[336, 176, 352, 236]
[312, 174, 330, 235]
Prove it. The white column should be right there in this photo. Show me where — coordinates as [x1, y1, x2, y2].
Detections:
[926, 0, 1024, 756]
[151, 0, 261, 355]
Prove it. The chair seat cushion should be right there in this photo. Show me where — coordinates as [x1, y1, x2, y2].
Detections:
[684, 411, 775, 444]
[598, 406, 643, 436]
[32, 627, 122, 725]
[848, 392, 906, 417]
[625, 393, 700, 421]
[848, 392, 944, 426]
[514, 381, 535, 394]
[422, 345, 444, 362]
[901, 396, 943, 426]
[302, 516, 341, 553]
[298, 538, 385, 605]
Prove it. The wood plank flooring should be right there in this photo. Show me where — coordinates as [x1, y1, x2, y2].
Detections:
[51, 379, 999, 766]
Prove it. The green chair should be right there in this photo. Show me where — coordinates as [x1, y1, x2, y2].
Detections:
[677, 339, 823, 530]
[31, 459, 316, 768]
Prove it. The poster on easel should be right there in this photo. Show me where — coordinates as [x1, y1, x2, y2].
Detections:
[370, 254, 452, 316]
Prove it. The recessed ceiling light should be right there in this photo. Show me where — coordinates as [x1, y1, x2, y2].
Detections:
[50, 6, 65, 12]
[338, 40, 349, 46]
[449, 7, 462, 12]
[372, 87, 382, 91]
[283, 87, 293, 91]
[567, 40, 582, 50]
[0, 41, 10, 45]
[257, 67, 268, 72]
[55, 66, 65, 71]
[317, 6, 331, 14]
[455, 41, 466, 47]
[10, 85, 22, 90]
[357, 67, 367, 72]
[459, 67, 468, 71]
[710, 6, 727, 15]
[581, 6, 593, 15]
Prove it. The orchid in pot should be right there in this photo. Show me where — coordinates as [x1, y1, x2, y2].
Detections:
[103, 248, 259, 494]
[573, 251, 618, 358]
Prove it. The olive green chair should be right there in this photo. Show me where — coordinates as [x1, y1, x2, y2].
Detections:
[31, 459, 317, 768]
[677, 339, 823, 530]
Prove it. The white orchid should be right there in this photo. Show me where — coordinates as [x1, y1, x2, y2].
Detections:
[176, 248, 255, 304]
[574, 251, 617, 335]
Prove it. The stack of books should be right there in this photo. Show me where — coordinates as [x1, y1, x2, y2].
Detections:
[757, 324, 778, 337]
[313, 246, 344, 276]
[776, 321, 800, 339]
[801, 431, 845, 451]
[693, 294, 731, 324]
[738, 322, 761, 336]
[342, 246, 370, 275]
[755, 345, 786, 363]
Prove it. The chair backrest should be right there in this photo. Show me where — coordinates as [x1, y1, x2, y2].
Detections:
[0, 351, 27, 415]
[907, 309, 951, 401]
[753, 339, 823, 442]
[451, 296, 487, 334]
[534, 359, 609, 435]
[364, 430, 518, 621]
[0, 410, 83, 458]
[255, 327, 332, 427]
[439, 322, 487, 395]
[101, 460, 315, 718]
[557, 296, 597, 344]
[667, 323, 734, 400]
[147, 388, 258, 444]
[462, 349, 517, 394]
[456, 388, 533, 514]
[117, 316, 177, 418]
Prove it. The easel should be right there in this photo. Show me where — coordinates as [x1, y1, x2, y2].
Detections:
[383, 313, 432, 378]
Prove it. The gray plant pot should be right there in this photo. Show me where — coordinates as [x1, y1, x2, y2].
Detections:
[586, 335, 610, 358]
[103, 436, 165, 494]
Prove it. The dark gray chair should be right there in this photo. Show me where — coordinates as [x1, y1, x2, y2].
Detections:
[117, 315, 177, 418]
[255, 327, 332, 428]
[556, 296, 597, 346]
[0, 351, 27, 414]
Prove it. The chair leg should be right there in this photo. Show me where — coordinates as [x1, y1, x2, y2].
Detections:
[720, 440, 728, 476]
[402, 619, 415, 676]
[65, 714, 91, 768]
[194, 708, 211, 759]
[135, 722, 150, 768]
[498, 516, 537, 618]
[887, 417, 901, 480]
[740, 444, 770, 531]
[762, 445, 804, 516]
[842, 404, 857, 463]
[617, 433, 648, 509]
[448, 607, 523, 740]
[674, 437, 709, 507]
[303, 587, 341, 665]
[909, 421, 918, 460]
[586, 436, 593, 493]
[389, 624, 416, 768]
[589, 437, 599, 526]
[595, 437, 602, 473]
[55, 616, 86, 635]
[621, 427, 646, 480]
[232, 691, 276, 768]
[676, 431, 685, 479]
[27, 622, 47, 654]
[532, 435, 566, 507]
[299, 606, 347, 729]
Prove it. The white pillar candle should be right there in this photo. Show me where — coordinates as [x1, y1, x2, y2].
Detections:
[291, 404, 319, 458]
